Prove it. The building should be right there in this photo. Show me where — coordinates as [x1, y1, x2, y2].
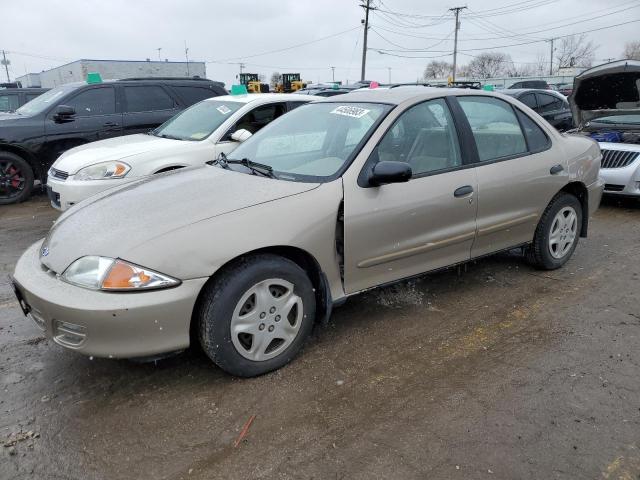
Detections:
[17, 59, 207, 88]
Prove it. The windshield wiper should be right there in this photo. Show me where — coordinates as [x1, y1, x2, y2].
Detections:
[207, 152, 230, 169]
[207, 154, 275, 178]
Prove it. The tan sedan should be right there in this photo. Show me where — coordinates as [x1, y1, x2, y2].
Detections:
[12, 87, 604, 377]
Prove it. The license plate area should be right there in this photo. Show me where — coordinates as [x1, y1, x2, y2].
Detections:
[11, 278, 31, 316]
[47, 185, 61, 208]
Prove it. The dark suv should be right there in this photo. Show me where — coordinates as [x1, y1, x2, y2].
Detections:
[0, 88, 49, 112]
[0, 77, 226, 204]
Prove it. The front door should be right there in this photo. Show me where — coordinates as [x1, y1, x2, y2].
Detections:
[343, 98, 478, 294]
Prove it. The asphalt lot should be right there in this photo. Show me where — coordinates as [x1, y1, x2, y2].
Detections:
[1, 193, 639, 480]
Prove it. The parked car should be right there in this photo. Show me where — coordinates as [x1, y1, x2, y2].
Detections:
[0, 77, 227, 205]
[12, 88, 603, 377]
[570, 59, 640, 197]
[502, 89, 574, 131]
[509, 80, 550, 90]
[0, 88, 49, 112]
[46, 93, 318, 210]
[553, 83, 573, 96]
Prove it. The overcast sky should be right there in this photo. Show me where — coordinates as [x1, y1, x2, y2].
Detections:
[2, 0, 638, 86]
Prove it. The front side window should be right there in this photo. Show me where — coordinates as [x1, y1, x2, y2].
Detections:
[372, 98, 461, 176]
[16, 85, 74, 116]
[124, 86, 174, 113]
[153, 100, 244, 141]
[66, 87, 116, 116]
[0, 94, 19, 112]
[458, 96, 527, 162]
[227, 102, 391, 181]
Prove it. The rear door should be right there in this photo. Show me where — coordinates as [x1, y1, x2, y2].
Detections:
[343, 98, 478, 293]
[121, 84, 180, 135]
[455, 95, 567, 258]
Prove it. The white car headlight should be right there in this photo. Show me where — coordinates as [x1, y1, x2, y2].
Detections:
[74, 161, 131, 181]
[62, 256, 180, 291]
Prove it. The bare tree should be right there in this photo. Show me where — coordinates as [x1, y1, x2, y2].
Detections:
[555, 34, 596, 71]
[467, 52, 512, 79]
[270, 71, 282, 87]
[623, 41, 640, 60]
[423, 60, 452, 80]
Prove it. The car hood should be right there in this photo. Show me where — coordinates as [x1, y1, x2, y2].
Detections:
[54, 134, 203, 174]
[40, 165, 319, 274]
[571, 60, 640, 126]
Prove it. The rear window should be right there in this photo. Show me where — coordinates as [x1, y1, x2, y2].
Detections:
[173, 86, 219, 106]
[516, 110, 551, 152]
[0, 94, 19, 112]
[124, 86, 175, 113]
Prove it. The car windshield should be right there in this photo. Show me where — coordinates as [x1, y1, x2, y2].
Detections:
[153, 100, 245, 141]
[592, 114, 640, 125]
[226, 102, 391, 181]
[15, 85, 76, 116]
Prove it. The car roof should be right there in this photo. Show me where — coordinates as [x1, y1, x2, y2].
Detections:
[313, 86, 498, 105]
[502, 88, 566, 98]
[203, 93, 320, 104]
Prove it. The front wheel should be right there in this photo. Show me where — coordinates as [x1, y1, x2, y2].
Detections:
[198, 254, 316, 377]
[0, 152, 34, 205]
[527, 192, 582, 270]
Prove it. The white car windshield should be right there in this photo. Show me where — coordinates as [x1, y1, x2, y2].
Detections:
[226, 102, 391, 181]
[153, 100, 244, 141]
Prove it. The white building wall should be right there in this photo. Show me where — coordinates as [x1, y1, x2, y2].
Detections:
[14, 73, 42, 88]
[38, 60, 207, 87]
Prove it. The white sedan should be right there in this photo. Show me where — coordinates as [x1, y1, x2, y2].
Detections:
[46, 93, 318, 211]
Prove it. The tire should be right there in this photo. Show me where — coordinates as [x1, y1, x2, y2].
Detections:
[0, 152, 34, 205]
[197, 254, 316, 377]
[527, 192, 582, 270]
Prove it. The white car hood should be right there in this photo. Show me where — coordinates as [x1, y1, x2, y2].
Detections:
[53, 134, 209, 174]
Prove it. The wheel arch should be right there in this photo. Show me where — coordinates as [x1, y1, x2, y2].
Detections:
[559, 181, 589, 237]
[190, 245, 332, 345]
[0, 144, 40, 178]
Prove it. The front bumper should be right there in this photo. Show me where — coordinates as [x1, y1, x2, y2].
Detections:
[600, 159, 640, 197]
[12, 241, 208, 358]
[46, 176, 131, 211]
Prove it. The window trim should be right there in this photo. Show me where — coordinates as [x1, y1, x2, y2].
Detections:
[122, 84, 177, 114]
[357, 96, 471, 187]
[535, 92, 563, 114]
[452, 95, 552, 166]
[56, 85, 118, 118]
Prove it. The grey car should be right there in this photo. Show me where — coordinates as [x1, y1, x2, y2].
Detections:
[12, 87, 604, 377]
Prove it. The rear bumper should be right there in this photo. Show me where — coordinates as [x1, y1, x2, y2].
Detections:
[12, 241, 208, 359]
[600, 160, 640, 197]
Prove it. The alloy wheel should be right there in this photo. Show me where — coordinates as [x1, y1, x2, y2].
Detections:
[0, 159, 26, 200]
[548, 206, 578, 259]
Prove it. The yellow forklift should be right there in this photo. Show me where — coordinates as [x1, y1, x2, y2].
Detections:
[238, 73, 269, 93]
[275, 73, 306, 93]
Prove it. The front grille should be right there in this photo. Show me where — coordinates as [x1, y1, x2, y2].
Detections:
[604, 184, 625, 192]
[49, 168, 69, 180]
[600, 149, 640, 169]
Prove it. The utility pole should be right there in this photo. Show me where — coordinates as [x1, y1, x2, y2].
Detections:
[184, 41, 190, 76]
[387, 66, 391, 84]
[331, 66, 335, 82]
[549, 38, 555, 75]
[449, 6, 466, 83]
[1, 50, 10, 82]
[239, 63, 245, 75]
[360, 0, 375, 81]
[156, 48, 162, 61]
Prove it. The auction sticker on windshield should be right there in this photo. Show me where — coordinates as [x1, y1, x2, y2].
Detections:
[330, 106, 370, 118]
[217, 105, 232, 115]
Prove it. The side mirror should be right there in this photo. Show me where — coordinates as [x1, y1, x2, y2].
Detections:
[54, 105, 76, 122]
[230, 129, 252, 143]
[368, 161, 412, 187]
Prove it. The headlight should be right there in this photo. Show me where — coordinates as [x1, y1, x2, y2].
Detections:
[62, 256, 180, 291]
[74, 161, 131, 181]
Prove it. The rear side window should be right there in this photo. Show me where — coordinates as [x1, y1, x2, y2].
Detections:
[124, 86, 174, 113]
[0, 94, 19, 111]
[66, 87, 116, 116]
[173, 86, 217, 106]
[520, 93, 537, 110]
[25, 93, 41, 102]
[458, 96, 527, 162]
[536, 93, 563, 113]
[516, 110, 551, 152]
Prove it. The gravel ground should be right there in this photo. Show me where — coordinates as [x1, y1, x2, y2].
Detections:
[1, 194, 639, 480]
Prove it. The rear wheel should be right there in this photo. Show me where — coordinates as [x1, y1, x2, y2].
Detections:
[0, 152, 34, 205]
[198, 254, 316, 377]
[527, 193, 582, 270]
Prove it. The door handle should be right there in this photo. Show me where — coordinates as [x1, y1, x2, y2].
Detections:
[454, 185, 474, 197]
[549, 164, 564, 175]
[103, 122, 119, 127]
